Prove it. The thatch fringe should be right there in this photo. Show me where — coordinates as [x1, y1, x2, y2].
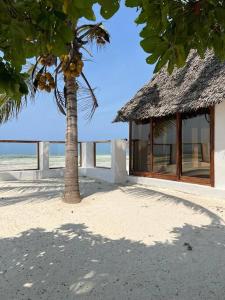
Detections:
[114, 51, 225, 122]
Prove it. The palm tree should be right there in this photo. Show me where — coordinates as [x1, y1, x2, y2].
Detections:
[0, 23, 110, 204]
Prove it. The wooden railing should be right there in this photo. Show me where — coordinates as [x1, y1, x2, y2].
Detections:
[0, 140, 82, 171]
[0, 139, 128, 172]
[0, 140, 40, 171]
[94, 140, 112, 169]
[0, 139, 128, 184]
[48, 141, 82, 169]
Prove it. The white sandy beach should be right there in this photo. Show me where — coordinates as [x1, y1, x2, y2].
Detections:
[1, 177, 225, 299]
[0, 155, 129, 172]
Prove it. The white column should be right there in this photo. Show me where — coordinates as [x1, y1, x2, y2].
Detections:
[81, 142, 95, 168]
[39, 142, 49, 172]
[111, 139, 127, 184]
[215, 102, 225, 189]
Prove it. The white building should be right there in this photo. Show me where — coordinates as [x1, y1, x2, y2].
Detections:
[114, 51, 225, 192]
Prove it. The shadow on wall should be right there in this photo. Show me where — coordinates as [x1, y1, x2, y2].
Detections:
[1, 222, 225, 299]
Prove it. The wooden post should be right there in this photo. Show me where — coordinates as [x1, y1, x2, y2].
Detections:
[176, 113, 181, 180]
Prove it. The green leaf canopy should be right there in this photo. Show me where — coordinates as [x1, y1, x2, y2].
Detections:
[126, 0, 225, 73]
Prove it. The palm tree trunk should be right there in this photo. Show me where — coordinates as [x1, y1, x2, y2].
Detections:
[64, 77, 81, 203]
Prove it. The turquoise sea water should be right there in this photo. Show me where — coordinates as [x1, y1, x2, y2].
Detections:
[0, 142, 129, 171]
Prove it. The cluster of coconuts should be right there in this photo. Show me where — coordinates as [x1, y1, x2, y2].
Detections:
[60, 53, 84, 79]
[39, 54, 56, 67]
[35, 52, 84, 93]
[36, 72, 55, 92]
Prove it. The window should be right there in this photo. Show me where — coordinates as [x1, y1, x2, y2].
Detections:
[130, 108, 214, 186]
[153, 117, 177, 174]
[131, 121, 151, 172]
[181, 110, 210, 179]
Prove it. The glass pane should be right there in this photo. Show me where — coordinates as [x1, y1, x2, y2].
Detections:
[0, 142, 38, 171]
[153, 117, 177, 174]
[49, 143, 65, 168]
[95, 142, 111, 168]
[131, 121, 151, 172]
[182, 111, 210, 178]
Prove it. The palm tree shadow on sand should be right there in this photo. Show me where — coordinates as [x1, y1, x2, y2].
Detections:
[0, 177, 117, 207]
[0, 177, 223, 224]
[1, 221, 225, 300]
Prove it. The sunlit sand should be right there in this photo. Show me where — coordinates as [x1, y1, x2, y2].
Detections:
[1, 177, 225, 299]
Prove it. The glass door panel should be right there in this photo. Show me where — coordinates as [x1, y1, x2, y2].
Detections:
[131, 121, 151, 172]
[181, 111, 210, 179]
[153, 117, 177, 174]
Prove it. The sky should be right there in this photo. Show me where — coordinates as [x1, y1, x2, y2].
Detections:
[0, 4, 154, 142]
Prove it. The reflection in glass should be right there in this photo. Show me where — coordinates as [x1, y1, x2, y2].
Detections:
[153, 117, 177, 174]
[182, 111, 210, 178]
[131, 121, 151, 172]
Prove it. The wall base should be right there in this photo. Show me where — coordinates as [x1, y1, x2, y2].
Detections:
[0, 169, 64, 181]
[128, 175, 225, 200]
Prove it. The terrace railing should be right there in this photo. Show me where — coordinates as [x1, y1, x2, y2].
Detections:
[0, 140, 39, 171]
[0, 139, 128, 184]
[0, 140, 82, 172]
[49, 141, 82, 169]
[94, 140, 112, 169]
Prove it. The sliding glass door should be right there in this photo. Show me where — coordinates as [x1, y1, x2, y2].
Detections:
[130, 108, 214, 186]
[130, 121, 151, 172]
[181, 110, 211, 180]
[153, 117, 177, 175]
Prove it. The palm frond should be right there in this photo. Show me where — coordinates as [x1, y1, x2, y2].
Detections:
[54, 88, 66, 116]
[76, 23, 110, 119]
[77, 23, 102, 39]
[53, 71, 66, 115]
[78, 23, 110, 46]
[0, 93, 27, 124]
[80, 72, 98, 119]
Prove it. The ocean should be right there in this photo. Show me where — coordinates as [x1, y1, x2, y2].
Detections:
[0, 141, 129, 171]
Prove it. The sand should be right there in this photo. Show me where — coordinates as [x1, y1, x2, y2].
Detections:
[0, 177, 225, 299]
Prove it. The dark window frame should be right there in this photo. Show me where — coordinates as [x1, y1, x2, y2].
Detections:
[129, 107, 215, 187]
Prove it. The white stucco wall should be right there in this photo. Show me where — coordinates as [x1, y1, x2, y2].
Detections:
[81, 142, 95, 168]
[80, 140, 127, 184]
[127, 175, 225, 200]
[215, 101, 225, 190]
[39, 142, 49, 171]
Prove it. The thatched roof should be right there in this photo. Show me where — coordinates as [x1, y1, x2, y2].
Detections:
[114, 51, 225, 122]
